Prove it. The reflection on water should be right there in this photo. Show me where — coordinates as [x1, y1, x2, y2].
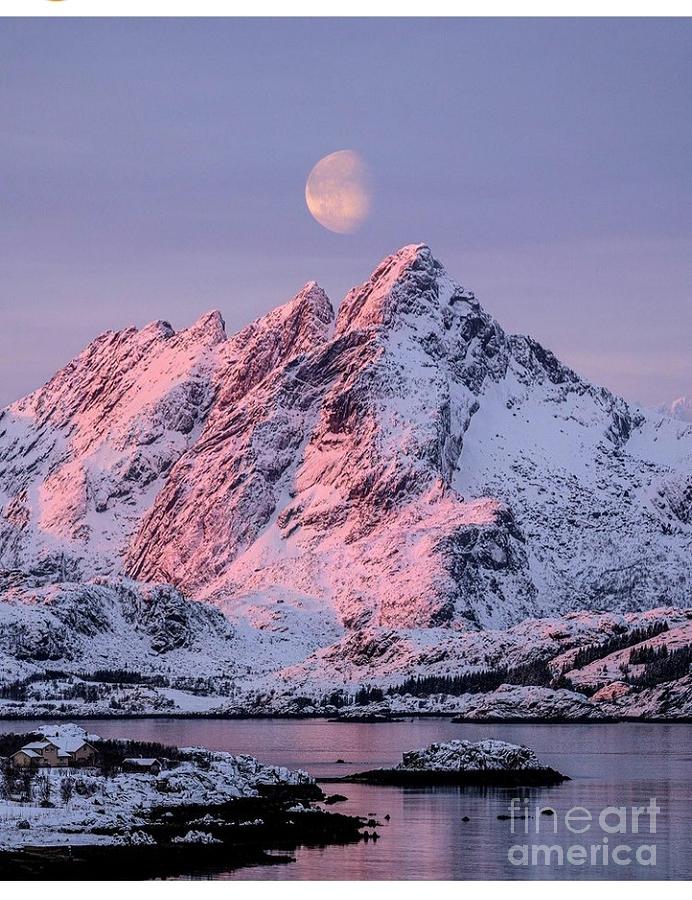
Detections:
[1, 717, 689, 879]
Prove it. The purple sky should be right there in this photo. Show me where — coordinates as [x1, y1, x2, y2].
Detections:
[1, 18, 690, 408]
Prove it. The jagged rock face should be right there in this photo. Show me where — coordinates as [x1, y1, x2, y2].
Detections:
[0, 578, 237, 673]
[1, 244, 691, 637]
[0, 313, 226, 582]
[125, 282, 336, 594]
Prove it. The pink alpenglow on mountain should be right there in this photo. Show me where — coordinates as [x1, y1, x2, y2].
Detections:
[668, 397, 692, 423]
[1, 245, 691, 708]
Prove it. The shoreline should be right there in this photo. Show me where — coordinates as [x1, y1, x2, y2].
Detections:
[1, 712, 691, 724]
[0, 799, 365, 880]
[0, 722, 368, 881]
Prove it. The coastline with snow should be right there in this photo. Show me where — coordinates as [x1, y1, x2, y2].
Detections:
[0, 726, 571, 878]
[0, 724, 364, 879]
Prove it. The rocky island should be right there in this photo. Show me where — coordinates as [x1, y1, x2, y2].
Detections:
[324, 739, 569, 787]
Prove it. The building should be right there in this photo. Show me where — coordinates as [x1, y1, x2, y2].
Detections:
[122, 757, 162, 775]
[10, 734, 98, 769]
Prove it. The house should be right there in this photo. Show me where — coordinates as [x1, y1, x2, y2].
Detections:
[10, 734, 98, 769]
[10, 747, 43, 768]
[122, 757, 162, 775]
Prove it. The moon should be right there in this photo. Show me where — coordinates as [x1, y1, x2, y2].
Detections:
[305, 150, 372, 234]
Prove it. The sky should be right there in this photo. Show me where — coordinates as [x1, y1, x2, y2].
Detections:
[1, 17, 690, 408]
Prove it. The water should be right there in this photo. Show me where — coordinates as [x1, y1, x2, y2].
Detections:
[1, 717, 690, 880]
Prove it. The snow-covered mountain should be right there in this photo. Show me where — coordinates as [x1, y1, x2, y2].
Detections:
[1, 244, 690, 714]
[660, 396, 692, 423]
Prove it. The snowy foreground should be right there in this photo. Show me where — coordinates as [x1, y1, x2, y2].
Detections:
[0, 724, 321, 855]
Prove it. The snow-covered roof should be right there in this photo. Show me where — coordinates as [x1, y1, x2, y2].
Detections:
[30, 732, 92, 754]
[123, 757, 160, 766]
[22, 740, 53, 750]
[13, 747, 40, 758]
[51, 736, 91, 754]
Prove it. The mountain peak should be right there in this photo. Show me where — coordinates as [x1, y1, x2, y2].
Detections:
[335, 243, 449, 334]
[230, 282, 334, 357]
[181, 309, 227, 345]
[290, 281, 334, 327]
[670, 396, 692, 422]
[2, 246, 691, 642]
[138, 319, 175, 341]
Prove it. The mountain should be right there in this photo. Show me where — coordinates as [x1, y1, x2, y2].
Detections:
[1, 244, 691, 715]
[660, 396, 692, 423]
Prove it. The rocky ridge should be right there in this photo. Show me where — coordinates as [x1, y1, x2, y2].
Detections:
[1, 245, 691, 718]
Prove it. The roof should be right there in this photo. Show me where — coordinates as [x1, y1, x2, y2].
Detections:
[30, 734, 92, 754]
[12, 748, 39, 759]
[15, 735, 96, 759]
[123, 757, 160, 766]
[50, 737, 90, 754]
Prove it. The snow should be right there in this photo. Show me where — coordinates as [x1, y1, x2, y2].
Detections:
[172, 830, 221, 844]
[0, 243, 690, 718]
[0, 724, 315, 850]
[656, 396, 692, 423]
[562, 620, 692, 689]
[396, 739, 544, 772]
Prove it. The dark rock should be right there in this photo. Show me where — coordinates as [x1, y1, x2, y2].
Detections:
[333, 767, 568, 788]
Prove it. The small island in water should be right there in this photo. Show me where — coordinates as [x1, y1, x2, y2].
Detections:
[322, 739, 569, 787]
